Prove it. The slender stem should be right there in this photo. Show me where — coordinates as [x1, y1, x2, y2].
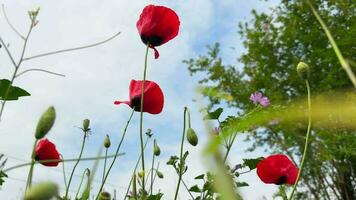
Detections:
[60, 154, 68, 189]
[307, 0, 356, 87]
[15, 68, 65, 78]
[150, 150, 155, 195]
[223, 132, 238, 163]
[75, 168, 89, 199]
[289, 80, 312, 200]
[22, 31, 121, 61]
[124, 137, 150, 200]
[96, 108, 135, 200]
[139, 44, 150, 193]
[65, 132, 88, 198]
[1, 4, 25, 39]
[0, 36, 17, 67]
[3, 154, 124, 173]
[174, 107, 188, 200]
[102, 148, 108, 184]
[25, 139, 38, 191]
[182, 179, 195, 200]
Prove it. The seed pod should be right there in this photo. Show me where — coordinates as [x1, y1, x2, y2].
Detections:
[35, 106, 56, 139]
[153, 139, 161, 156]
[157, 171, 164, 179]
[297, 62, 310, 80]
[83, 119, 90, 132]
[23, 182, 58, 200]
[186, 128, 198, 146]
[104, 134, 111, 148]
[98, 191, 111, 200]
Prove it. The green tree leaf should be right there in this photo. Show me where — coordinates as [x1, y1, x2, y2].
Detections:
[0, 79, 30, 101]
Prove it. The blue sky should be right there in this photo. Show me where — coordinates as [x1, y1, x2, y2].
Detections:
[0, 0, 280, 199]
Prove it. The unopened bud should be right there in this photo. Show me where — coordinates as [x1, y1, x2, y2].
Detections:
[187, 128, 198, 146]
[157, 171, 164, 179]
[23, 182, 58, 200]
[83, 119, 90, 132]
[153, 139, 161, 156]
[98, 191, 111, 200]
[104, 134, 111, 148]
[138, 170, 145, 179]
[35, 106, 56, 139]
[297, 62, 310, 80]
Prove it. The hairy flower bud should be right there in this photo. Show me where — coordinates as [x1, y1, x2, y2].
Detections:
[98, 191, 111, 200]
[187, 128, 198, 146]
[23, 182, 58, 200]
[157, 171, 164, 179]
[83, 119, 90, 132]
[297, 62, 310, 80]
[104, 134, 111, 148]
[153, 139, 161, 156]
[35, 106, 56, 139]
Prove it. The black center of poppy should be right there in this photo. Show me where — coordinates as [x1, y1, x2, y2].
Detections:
[34, 155, 40, 161]
[131, 96, 143, 112]
[276, 175, 287, 185]
[141, 35, 163, 46]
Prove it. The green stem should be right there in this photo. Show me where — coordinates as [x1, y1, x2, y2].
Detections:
[96, 108, 135, 200]
[25, 139, 38, 191]
[75, 168, 89, 199]
[182, 179, 195, 200]
[174, 107, 188, 200]
[139, 44, 150, 194]
[124, 137, 150, 200]
[150, 150, 155, 195]
[102, 148, 108, 184]
[60, 154, 68, 189]
[65, 132, 88, 198]
[289, 80, 312, 200]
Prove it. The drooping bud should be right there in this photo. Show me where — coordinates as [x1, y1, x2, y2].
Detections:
[104, 134, 111, 148]
[138, 170, 145, 179]
[83, 119, 90, 132]
[156, 171, 164, 179]
[98, 191, 111, 200]
[145, 128, 153, 137]
[23, 182, 58, 200]
[153, 139, 161, 156]
[35, 106, 56, 139]
[297, 62, 310, 80]
[186, 128, 198, 146]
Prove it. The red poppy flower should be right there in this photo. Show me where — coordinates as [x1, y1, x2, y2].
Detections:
[114, 80, 164, 114]
[137, 4, 180, 59]
[256, 154, 298, 185]
[35, 139, 60, 167]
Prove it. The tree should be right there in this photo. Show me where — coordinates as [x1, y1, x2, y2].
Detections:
[184, 0, 356, 199]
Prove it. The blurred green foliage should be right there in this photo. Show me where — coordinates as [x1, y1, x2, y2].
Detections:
[185, 0, 356, 199]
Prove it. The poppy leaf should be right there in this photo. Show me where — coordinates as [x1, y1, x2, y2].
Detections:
[203, 107, 223, 120]
[194, 174, 205, 180]
[189, 185, 201, 193]
[242, 157, 265, 170]
[0, 79, 30, 101]
[0, 171, 7, 186]
[235, 182, 249, 187]
[147, 193, 163, 200]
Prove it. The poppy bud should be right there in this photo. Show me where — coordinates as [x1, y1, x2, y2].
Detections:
[98, 191, 111, 200]
[83, 119, 90, 132]
[297, 62, 310, 80]
[104, 134, 111, 148]
[153, 139, 161, 156]
[23, 182, 58, 200]
[157, 171, 164, 179]
[35, 106, 56, 139]
[186, 128, 198, 146]
[138, 170, 145, 179]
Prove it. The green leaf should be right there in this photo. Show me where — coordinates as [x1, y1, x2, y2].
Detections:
[242, 157, 264, 170]
[204, 107, 223, 120]
[0, 171, 7, 186]
[194, 174, 205, 180]
[235, 182, 249, 187]
[0, 79, 30, 101]
[189, 185, 201, 193]
[147, 193, 163, 200]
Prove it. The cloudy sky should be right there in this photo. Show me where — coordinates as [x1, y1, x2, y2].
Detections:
[0, 0, 280, 199]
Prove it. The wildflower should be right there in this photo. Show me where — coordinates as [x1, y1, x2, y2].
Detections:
[231, 164, 242, 173]
[213, 126, 221, 135]
[35, 139, 60, 167]
[137, 5, 180, 59]
[250, 91, 270, 107]
[256, 154, 298, 185]
[114, 80, 164, 114]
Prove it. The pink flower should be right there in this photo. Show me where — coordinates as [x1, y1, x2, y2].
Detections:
[250, 92, 270, 107]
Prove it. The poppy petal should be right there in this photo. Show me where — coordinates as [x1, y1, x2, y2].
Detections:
[35, 139, 60, 167]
